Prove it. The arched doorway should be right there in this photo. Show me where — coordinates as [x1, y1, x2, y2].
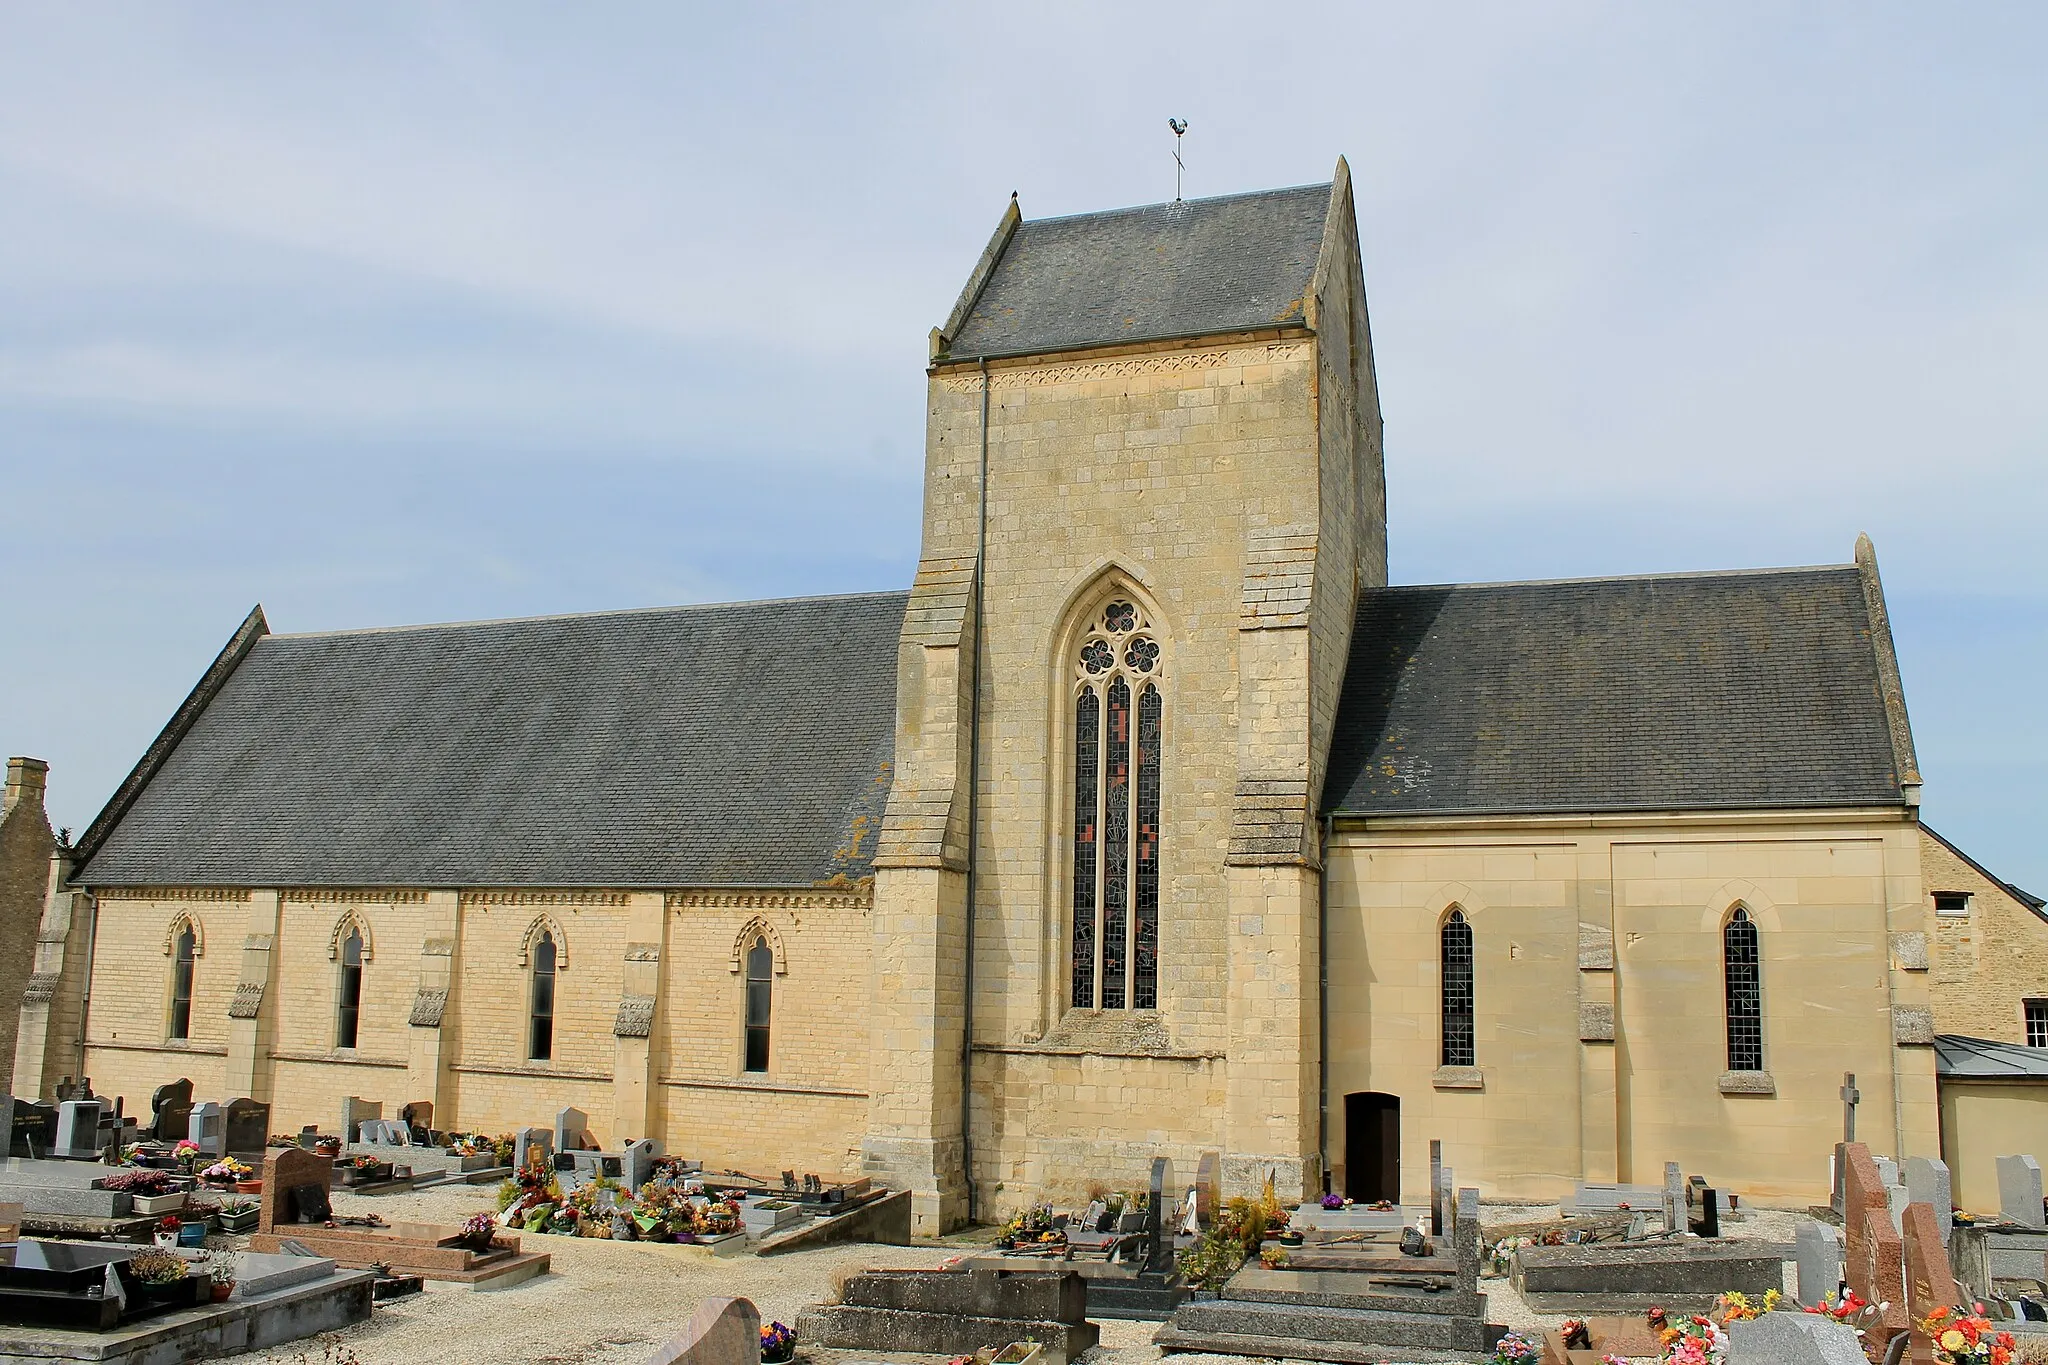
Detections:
[1344, 1091, 1400, 1203]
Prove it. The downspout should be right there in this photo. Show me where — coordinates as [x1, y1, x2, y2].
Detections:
[960, 356, 991, 1223]
[1318, 812, 1333, 1193]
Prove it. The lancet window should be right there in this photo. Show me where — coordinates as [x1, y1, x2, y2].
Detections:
[336, 927, 364, 1049]
[169, 924, 196, 1041]
[743, 936, 773, 1073]
[529, 931, 558, 1062]
[1440, 909, 1475, 1067]
[1070, 596, 1163, 1011]
[1723, 908, 1763, 1071]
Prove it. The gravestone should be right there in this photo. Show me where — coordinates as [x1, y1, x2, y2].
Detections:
[260, 1147, 335, 1231]
[1688, 1180, 1720, 1238]
[1903, 1202, 1959, 1365]
[644, 1295, 762, 1365]
[1728, 1311, 1869, 1365]
[621, 1137, 658, 1191]
[1145, 1156, 1172, 1272]
[339, 1096, 381, 1143]
[555, 1107, 591, 1152]
[224, 1097, 270, 1156]
[1796, 1219, 1843, 1306]
[1664, 1161, 1685, 1234]
[1905, 1157, 1953, 1245]
[515, 1127, 553, 1171]
[1875, 1155, 1900, 1188]
[1842, 1143, 1909, 1340]
[1886, 1181, 1911, 1235]
[52, 1100, 103, 1158]
[1998, 1155, 2045, 1229]
[1438, 1162, 1455, 1240]
[1429, 1139, 1444, 1235]
[5, 1097, 56, 1157]
[149, 1078, 194, 1142]
[400, 1100, 434, 1142]
[1193, 1151, 1220, 1228]
[188, 1100, 225, 1156]
[359, 1118, 412, 1147]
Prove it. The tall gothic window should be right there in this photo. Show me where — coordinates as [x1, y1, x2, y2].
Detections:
[529, 931, 558, 1062]
[169, 925, 196, 1041]
[744, 936, 773, 1073]
[1724, 908, 1763, 1071]
[336, 927, 364, 1049]
[1440, 910, 1475, 1067]
[1070, 597, 1163, 1011]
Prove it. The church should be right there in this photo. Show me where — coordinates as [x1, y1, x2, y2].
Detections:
[12, 160, 2044, 1236]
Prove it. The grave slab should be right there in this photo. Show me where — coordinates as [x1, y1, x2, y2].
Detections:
[0, 1262, 372, 1363]
[234, 1251, 338, 1299]
[1728, 1311, 1869, 1365]
[1512, 1240, 1781, 1313]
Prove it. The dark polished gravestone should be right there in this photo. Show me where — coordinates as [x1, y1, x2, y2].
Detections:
[223, 1098, 270, 1157]
[3, 1097, 56, 1159]
[146, 1079, 194, 1144]
[0, 1240, 206, 1330]
[260, 1148, 335, 1232]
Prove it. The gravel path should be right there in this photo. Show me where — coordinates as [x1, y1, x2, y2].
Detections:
[227, 1190, 1815, 1365]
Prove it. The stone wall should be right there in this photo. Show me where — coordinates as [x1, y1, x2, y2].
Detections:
[1921, 826, 2048, 1046]
[0, 758, 57, 1093]
[1325, 809, 1936, 1204]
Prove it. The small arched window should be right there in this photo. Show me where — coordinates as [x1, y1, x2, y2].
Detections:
[169, 926, 196, 1041]
[529, 931, 558, 1062]
[1724, 908, 1763, 1071]
[336, 928, 364, 1049]
[1440, 909, 1475, 1067]
[744, 936, 773, 1073]
[1070, 595, 1164, 1011]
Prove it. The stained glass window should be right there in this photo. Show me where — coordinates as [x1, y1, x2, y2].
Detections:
[1069, 596, 1164, 1012]
[1724, 909, 1763, 1072]
[1441, 910, 1474, 1067]
[170, 926, 195, 1041]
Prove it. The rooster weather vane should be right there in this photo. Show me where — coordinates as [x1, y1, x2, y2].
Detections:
[1169, 118, 1188, 201]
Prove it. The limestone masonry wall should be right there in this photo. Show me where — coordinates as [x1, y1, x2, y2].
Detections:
[0, 758, 57, 1093]
[1921, 827, 2048, 1046]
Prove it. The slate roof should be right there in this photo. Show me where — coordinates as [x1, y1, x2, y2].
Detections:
[1934, 1035, 2048, 1081]
[77, 592, 907, 889]
[1323, 565, 1909, 817]
[941, 182, 1333, 360]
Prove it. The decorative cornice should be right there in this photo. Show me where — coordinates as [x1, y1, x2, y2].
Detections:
[21, 972, 59, 1006]
[462, 890, 630, 908]
[109, 888, 248, 904]
[936, 340, 1308, 392]
[228, 983, 265, 1019]
[613, 995, 655, 1039]
[286, 889, 428, 905]
[668, 890, 868, 911]
[409, 988, 447, 1029]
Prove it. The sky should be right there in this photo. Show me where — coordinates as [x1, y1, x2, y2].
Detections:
[1, 4, 2043, 891]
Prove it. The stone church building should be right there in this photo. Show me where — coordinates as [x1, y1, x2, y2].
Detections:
[14, 160, 2029, 1234]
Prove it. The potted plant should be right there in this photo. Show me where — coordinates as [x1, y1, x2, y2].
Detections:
[456, 1213, 498, 1253]
[172, 1139, 203, 1173]
[102, 1168, 187, 1215]
[126, 1249, 195, 1305]
[760, 1321, 797, 1364]
[200, 1156, 253, 1189]
[153, 1214, 183, 1249]
[340, 1155, 391, 1186]
[205, 1251, 239, 1302]
[216, 1195, 260, 1235]
[177, 1218, 207, 1247]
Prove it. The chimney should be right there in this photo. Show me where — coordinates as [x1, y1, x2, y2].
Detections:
[5, 756, 48, 815]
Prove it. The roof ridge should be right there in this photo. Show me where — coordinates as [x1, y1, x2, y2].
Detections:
[266, 588, 912, 641]
[1374, 562, 1858, 593]
[1025, 180, 1333, 228]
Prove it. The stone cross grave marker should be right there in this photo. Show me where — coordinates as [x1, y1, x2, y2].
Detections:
[187, 1101, 224, 1156]
[1146, 1156, 1172, 1273]
[259, 1146, 334, 1232]
[1843, 1143, 1909, 1340]
[339, 1096, 380, 1143]
[1905, 1158, 1953, 1246]
[148, 1078, 193, 1143]
[1796, 1218, 1843, 1307]
[223, 1098, 269, 1156]
[1902, 1201, 1959, 1365]
[1429, 1139, 1444, 1234]
[1833, 1073, 1860, 1213]
[1997, 1155, 2044, 1229]
[554, 1107, 590, 1153]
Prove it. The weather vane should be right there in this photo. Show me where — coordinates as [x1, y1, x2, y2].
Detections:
[1169, 118, 1188, 200]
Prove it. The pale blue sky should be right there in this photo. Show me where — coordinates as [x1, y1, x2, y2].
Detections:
[2, 4, 2042, 890]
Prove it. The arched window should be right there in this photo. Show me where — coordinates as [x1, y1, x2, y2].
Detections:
[529, 931, 558, 1062]
[743, 936, 773, 1073]
[1723, 908, 1763, 1071]
[1070, 595, 1164, 1011]
[169, 926, 196, 1041]
[335, 928, 364, 1049]
[1440, 909, 1475, 1067]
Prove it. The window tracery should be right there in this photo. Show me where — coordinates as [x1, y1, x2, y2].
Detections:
[1440, 909, 1474, 1067]
[1069, 595, 1163, 1011]
[1723, 908, 1763, 1071]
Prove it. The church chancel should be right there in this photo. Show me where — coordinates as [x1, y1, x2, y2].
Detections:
[12, 161, 1956, 1234]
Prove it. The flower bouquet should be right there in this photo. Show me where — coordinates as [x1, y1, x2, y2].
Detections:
[200, 1156, 253, 1187]
[1320, 1192, 1345, 1210]
[1916, 1306, 2018, 1365]
[457, 1212, 499, 1252]
[173, 1139, 203, 1171]
[760, 1321, 796, 1364]
[153, 1214, 183, 1248]
[1492, 1330, 1542, 1365]
[1656, 1312, 1729, 1365]
[1715, 1289, 1780, 1324]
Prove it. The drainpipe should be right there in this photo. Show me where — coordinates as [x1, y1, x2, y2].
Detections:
[1318, 812, 1333, 1193]
[959, 357, 991, 1223]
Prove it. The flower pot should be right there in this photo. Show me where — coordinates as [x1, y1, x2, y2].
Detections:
[210, 1282, 234, 1303]
[178, 1221, 207, 1247]
[132, 1192, 188, 1215]
[235, 1180, 262, 1194]
[218, 1210, 260, 1234]
[153, 1232, 178, 1249]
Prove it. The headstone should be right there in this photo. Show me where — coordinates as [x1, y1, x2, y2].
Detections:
[1796, 1219, 1843, 1306]
[223, 1098, 270, 1156]
[1997, 1155, 2045, 1229]
[52, 1100, 104, 1158]
[555, 1107, 591, 1153]
[1080, 1199, 1105, 1232]
[1664, 1161, 1685, 1234]
[1886, 1181, 1911, 1236]
[1842, 1143, 1909, 1339]
[621, 1138, 659, 1192]
[1902, 1202, 1960, 1365]
[1146, 1156, 1172, 1272]
[149, 1078, 195, 1142]
[359, 1118, 412, 1147]
[1429, 1140, 1444, 1235]
[187, 1100, 224, 1156]
[1438, 1162, 1455, 1241]
[400, 1100, 434, 1141]
[1193, 1151, 1220, 1228]
[515, 1127, 553, 1171]
[7, 1098, 56, 1158]
[339, 1096, 381, 1144]
[259, 1147, 335, 1232]
[1728, 1311, 1869, 1365]
[643, 1295, 762, 1365]
[1904, 1157, 1953, 1246]
[1875, 1155, 1900, 1188]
